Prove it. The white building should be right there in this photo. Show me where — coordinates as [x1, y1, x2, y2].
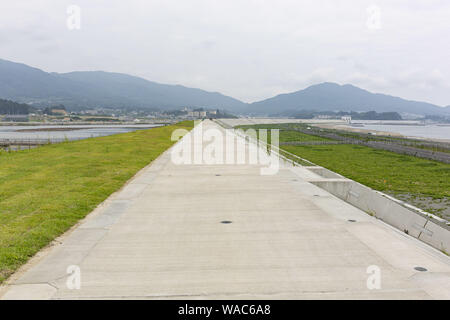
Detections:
[341, 116, 352, 123]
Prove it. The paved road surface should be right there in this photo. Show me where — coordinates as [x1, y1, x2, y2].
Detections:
[1, 120, 449, 299]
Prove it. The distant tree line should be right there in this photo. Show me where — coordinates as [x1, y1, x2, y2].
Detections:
[0, 99, 32, 115]
[423, 114, 450, 123]
[348, 111, 402, 120]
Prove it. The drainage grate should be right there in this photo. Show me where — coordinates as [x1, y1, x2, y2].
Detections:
[348, 219, 357, 222]
[221, 221, 232, 224]
[414, 267, 427, 272]
[215, 174, 221, 176]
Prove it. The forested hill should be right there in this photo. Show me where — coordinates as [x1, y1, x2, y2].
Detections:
[0, 99, 31, 114]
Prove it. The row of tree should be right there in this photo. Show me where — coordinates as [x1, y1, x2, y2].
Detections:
[0, 99, 32, 115]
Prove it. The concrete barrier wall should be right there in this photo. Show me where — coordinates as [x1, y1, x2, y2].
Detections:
[303, 166, 343, 179]
[310, 178, 449, 253]
[214, 119, 450, 254]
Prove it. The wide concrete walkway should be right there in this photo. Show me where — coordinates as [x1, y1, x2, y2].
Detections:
[1, 120, 449, 299]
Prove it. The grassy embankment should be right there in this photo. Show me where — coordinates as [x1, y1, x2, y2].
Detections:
[237, 124, 450, 219]
[0, 121, 193, 283]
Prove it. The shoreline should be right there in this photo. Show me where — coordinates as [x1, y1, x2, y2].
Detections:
[313, 123, 450, 143]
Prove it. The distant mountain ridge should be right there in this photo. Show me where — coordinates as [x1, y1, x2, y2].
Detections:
[0, 59, 246, 111]
[0, 58, 448, 116]
[247, 82, 449, 116]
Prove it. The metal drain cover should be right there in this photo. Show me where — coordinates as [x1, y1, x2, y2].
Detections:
[221, 221, 232, 224]
[414, 267, 427, 272]
[348, 219, 357, 222]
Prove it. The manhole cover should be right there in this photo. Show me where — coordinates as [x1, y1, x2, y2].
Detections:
[414, 267, 427, 272]
[221, 221, 232, 224]
[348, 219, 357, 222]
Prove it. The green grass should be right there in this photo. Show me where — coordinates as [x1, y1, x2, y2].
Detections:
[238, 123, 450, 153]
[283, 144, 450, 199]
[0, 121, 193, 283]
[236, 125, 331, 143]
[278, 130, 331, 143]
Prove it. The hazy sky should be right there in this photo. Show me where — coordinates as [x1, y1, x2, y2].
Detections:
[1, 0, 449, 106]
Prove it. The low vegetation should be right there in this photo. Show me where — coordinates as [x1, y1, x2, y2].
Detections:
[283, 144, 449, 198]
[0, 121, 193, 283]
[237, 124, 331, 143]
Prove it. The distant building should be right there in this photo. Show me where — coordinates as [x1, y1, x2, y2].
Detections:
[51, 109, 68, 116]
[315, 115, 334, 119]
[43, 105, 68, 116]
[187, 109, 215, 118]
[83, 110, 98, 115]
[341, 116, 352, 123]
[188, 111, 204, 117]
[3, 114, 29, 122]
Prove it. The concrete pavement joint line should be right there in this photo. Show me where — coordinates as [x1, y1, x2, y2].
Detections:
[3, 281, 58, 287]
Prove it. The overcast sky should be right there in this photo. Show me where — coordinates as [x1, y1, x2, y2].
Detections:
[1, 0, 449, 106]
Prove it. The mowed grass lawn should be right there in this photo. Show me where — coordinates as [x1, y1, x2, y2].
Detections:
[0, 121, 193, 283]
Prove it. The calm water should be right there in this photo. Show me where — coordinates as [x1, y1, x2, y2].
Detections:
[346, 124, 450, 141]
[0, 124, 163, 142]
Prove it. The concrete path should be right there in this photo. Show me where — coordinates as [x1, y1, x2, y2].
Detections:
[1, 120, 449, 299]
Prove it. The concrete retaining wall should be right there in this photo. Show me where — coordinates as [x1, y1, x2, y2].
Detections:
[303, 166, 343, 179]
[309, 176, 450, 253]
[215, 119, 450, 254]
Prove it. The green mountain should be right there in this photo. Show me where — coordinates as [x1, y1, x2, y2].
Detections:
[0, 59, 246, 111]
[1, 58, 448, 116]
[248, 82, 449, 116]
